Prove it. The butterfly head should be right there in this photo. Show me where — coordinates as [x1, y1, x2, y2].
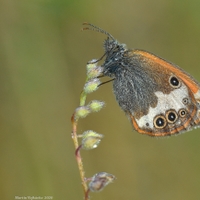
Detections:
[103, 37, 127, 77]
[82, 22, 126, 77]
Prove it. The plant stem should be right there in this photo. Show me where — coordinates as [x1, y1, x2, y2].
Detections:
[71, 111, 89, 199]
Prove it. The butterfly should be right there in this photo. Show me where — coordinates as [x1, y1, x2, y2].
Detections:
[83, 22, 200, 137]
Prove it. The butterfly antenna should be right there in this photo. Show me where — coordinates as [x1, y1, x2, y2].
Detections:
[82, 22, 115, 40]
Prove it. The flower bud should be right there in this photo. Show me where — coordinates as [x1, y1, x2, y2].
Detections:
[87, 66, 103, 79]
[88, 100, 105, 112]
[81, 130, 104, 150]
[84, 78, 101, 94]
[74, 106, 90, 120]
[86, 59, 98, 71]
[89, 172, 116, 192]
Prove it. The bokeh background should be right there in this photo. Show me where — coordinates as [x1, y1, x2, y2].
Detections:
[1, 0, 200, 200]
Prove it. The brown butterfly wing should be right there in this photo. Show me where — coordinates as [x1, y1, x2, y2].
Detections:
[127, 50, 200, 136]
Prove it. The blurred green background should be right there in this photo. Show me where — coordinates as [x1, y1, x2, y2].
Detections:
[1, 0, 200, 199]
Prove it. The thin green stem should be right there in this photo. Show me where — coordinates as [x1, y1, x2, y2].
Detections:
[79, 90, 87, 106]
[80, 77, 89, 106]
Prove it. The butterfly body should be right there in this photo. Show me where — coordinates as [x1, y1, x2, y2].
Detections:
[83, 23, 200, 136]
